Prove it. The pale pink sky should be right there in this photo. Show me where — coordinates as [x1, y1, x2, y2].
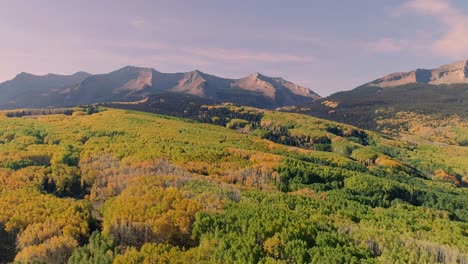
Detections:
[1, 0, 467, 95]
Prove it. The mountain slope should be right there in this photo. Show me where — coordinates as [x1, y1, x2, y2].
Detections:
[232, 72, 319, 106]
[285, 60, 468, 145]
[66, 66, 320, 108]
[369, 60, 468, 87]
[0, 71, 91, 109]
[0, 66, 320, 109]
[63, 66, 157, 105]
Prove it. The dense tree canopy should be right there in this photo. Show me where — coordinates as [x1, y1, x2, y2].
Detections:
[0, 107, 466, 263]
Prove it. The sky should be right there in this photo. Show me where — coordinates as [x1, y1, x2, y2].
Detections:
[1, 0, 468, 96]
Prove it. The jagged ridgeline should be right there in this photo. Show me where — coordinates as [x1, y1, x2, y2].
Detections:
[0, 106, 466, 263]
[0, 67, 320, 110]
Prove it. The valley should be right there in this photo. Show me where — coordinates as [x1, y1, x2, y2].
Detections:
[0, 60, 467, 264]
[3, 1, 468, 263]
[0, 105, 466, 263]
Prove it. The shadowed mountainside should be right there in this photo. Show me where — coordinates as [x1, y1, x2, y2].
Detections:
[0, 71, 91, 109]
[0, 66, 320, 109]
[283, 60, 468, 145]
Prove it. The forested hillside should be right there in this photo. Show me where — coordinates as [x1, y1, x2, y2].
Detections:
[0, 107, 466, 263]
[285, 83, 468, 146]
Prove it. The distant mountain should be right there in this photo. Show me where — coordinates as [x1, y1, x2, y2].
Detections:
[284, 60, 468, 145]
[65, 66, 320, 108]
[369, 60, 468, 87]
[320, 59, 468, 117]
[0, 66, 320, 109]
[0, 72, 91, 109]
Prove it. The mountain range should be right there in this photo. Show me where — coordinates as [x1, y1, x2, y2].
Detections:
[314, 59, 468, 116]
[281, 60, 468, 145]
[1, 60, 467, 123]
[0, 71, 92, 109]
[0, 66, 320, 109]
[369, 60, 468, 87]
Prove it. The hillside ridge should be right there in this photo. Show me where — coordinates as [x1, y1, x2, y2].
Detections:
[0, 66, 320, 109]
[369, 59, 468, 87]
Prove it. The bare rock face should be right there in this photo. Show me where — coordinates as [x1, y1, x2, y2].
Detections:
[0, 66, 320, 109]
[173, 70, 208, 96]
[370, 60, 468, 87]
[233, 72, 278, 99]
[232, 72, 320, 103]
[65, 67, 321, 108]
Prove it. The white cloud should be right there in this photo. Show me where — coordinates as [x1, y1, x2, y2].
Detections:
[400, 0, 468, 59]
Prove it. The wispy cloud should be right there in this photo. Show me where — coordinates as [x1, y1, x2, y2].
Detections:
[96, 39, 312, 65]
[118, 40, 169, 50]
[184, 47, 313, 63]
[130, 17, 146, 28]
[0, 18, 313, 81]
[364, 38, 410, 53]
[399, 0, 468, 59]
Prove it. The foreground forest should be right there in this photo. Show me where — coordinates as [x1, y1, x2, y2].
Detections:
[0, 106, 466, 263]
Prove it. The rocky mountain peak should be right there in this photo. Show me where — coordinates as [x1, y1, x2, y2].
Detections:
[370, 59, 468, 87]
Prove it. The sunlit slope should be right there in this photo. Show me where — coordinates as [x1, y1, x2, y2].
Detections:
[289, 83, 468, 146]
[104, 96, 468, 182]
[0, 108, 466, 263]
